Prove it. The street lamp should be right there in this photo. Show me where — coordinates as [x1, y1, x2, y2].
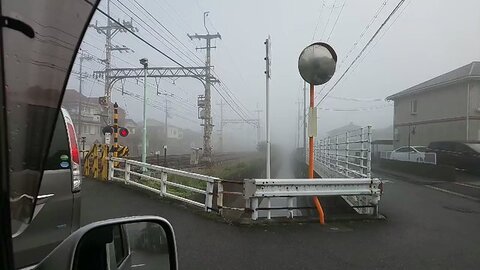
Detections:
[140, 58, 148, 167]
[298, 42, 337, 225]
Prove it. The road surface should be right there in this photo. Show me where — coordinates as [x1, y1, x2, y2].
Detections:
[81, 173, 480, 269]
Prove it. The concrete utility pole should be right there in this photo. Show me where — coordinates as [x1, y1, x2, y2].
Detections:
[264, 36, 271, 179]
[140, 58, 148, 167]
[156, 92, 174, 145]
[77, 50, 94, 135]
[188, 14, 221, 162]
[89, 0, 136, 123]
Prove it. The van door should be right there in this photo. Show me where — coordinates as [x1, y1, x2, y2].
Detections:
[13, 113, 74, 269]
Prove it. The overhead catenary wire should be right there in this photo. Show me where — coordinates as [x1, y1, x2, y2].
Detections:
[316, 0, 407, 107]
[111, 0, 200, 67]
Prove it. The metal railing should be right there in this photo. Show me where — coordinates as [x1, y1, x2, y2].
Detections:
[109, 157, 218, 212]
[244, 178, 382, 220]
[314, 126, 372, 178]
[308, 126, 376, 215]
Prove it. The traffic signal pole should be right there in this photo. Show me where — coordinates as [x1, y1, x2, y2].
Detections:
[113, 102, 119, 159]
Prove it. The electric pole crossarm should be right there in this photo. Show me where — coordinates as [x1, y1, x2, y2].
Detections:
[188, 33, 222, 40]
[93, 66, 216, 81]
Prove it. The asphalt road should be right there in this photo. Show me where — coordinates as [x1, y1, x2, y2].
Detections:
[81, 175, 480, 269]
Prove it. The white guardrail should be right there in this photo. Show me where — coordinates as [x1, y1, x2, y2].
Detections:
[109, 157, 218, 212]
[109, 157, 383, 221]
[244, 178, 382, 220]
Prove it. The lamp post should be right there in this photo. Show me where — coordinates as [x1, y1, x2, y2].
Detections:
[140, 58, 148, 167]
[298, 42, 337, 224]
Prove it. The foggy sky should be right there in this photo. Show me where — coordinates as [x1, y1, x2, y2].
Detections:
[67, 0, 480, 152]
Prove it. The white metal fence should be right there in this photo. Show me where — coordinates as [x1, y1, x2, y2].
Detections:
[314, 126, 372, 178]
[109, 157, 217, 211]
[309, 126, 377, 214]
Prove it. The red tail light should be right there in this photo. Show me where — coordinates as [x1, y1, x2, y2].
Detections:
[66, 123, 79, 164]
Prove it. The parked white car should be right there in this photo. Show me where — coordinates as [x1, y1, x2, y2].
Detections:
[390, 146, 430, 162]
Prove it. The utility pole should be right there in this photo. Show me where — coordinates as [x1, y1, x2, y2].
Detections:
[188, 12, 221, 162]
[264, 36, 271, 179]
[89, 0, 136, 124]
[140, 58, 148, 167]
[77, 50, 94, 136]
[157, 92, 174, 148]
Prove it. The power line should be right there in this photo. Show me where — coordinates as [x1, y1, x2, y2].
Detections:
[311, 1, 326, 41]
[111, 0, 199, 67]
[339, 0, 389, 68]
[328, 95, 384, 102]
[326, 0, 346, 42]
[90, 3, 187, 69]
[352, 0, 411, 73]
[131, 0, 205, 65]
[318, 103, 393, 112]
[316, 0, 407, 107]
[320, 0, 337, 40]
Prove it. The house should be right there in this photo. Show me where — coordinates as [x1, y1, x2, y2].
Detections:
[386, 61, 480, 148]
[62, 89, 125, 149]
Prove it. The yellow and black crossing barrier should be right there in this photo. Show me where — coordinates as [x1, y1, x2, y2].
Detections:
[83, 143, 129, 181]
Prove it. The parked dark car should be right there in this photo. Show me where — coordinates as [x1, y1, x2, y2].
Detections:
[428, 141, 480, 173]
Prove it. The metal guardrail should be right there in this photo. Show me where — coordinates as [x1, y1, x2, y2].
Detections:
[244, 178, 382, 220]
[109, 157, 218, 212]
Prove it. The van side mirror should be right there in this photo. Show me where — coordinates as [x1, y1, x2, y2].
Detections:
[36, 216, 177, 270]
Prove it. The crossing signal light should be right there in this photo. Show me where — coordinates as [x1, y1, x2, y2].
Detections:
[119, 127, 129, 137]
[101, 125, 129, 137]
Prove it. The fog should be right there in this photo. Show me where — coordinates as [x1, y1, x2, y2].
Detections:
[66, 0, 480, 155]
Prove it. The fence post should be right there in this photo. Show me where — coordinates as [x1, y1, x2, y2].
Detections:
[287, 197, 294, 218]
[217, 181, 224, 215]
[160, 171, 167, 197]
[367, 126, 372, 178]
[251, 198, 259, 220]
[345, 131, 349, 177]
[335, 135, 339, 173]
[360, 127, 365, 177]
[205, 181, 214, 212]
[125, 161, 131, 184]
[108, 158, 114, 181]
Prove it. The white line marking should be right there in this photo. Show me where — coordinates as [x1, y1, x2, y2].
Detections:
[454, 182, 480, 189]
[425, 185, 480, 202]
[131, 264, 146, 268]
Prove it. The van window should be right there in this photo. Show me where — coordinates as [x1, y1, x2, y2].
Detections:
[44, 113, 70, 170]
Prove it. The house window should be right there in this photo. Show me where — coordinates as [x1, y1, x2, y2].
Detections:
[410, 99, 417, 114]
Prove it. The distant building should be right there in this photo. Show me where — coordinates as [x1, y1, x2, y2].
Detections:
[62, 89, 125, 149]
[387, 61, 480, 148]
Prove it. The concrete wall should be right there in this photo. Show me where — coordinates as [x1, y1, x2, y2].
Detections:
[392, 80, 480, 148]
